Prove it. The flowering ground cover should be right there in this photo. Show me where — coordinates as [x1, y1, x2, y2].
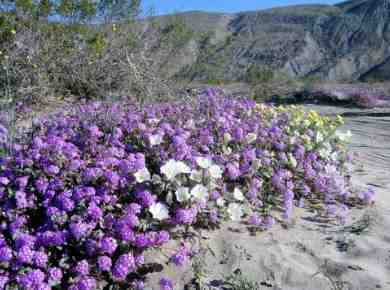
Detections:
[0, 89, 374, 289]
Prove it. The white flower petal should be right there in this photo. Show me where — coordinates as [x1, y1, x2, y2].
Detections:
[176, 161, 191, 174]
[160, 160, 190, 180]
[196, 157, 212, 169]
[335, 130, 352, 142]
[208, 164, 222, 179]
[288, 153, 297, 168]
[246, 133, 257, 144]
[233, 188, 245, 201]
[149, 134, 164, 146]
[190, 184, 209, 201]
[175, 187, 190, 202]
[227, 203, 244, 221]
[216, 198, 226, 207]
[223, 133, 232, 143]
[149, 202, 169, 220]
[160, 160, 177, 180]
[190, 170, 203, 182]
[134, 168, 151, 183]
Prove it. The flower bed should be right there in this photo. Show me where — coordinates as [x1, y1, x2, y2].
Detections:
[0, 89, 374, 289]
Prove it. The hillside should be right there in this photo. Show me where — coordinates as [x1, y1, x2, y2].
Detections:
[155, 0, 390, 82]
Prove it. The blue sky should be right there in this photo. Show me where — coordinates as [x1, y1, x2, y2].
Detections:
[142, 0, 341, 15]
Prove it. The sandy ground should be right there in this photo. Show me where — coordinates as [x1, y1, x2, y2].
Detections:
[145, 105, 390, 290]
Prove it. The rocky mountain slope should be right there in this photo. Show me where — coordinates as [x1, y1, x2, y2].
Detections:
[157, 0, 390, 82]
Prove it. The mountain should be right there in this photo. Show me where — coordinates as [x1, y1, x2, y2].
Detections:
[155, 0, 390, 82]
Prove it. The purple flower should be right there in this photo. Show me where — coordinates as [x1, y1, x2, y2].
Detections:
[135, 254, 145, 267]
[209, 209, 219, 224]
[360, 186, 375, 204]
[155, 231, 170, 245]
[132, 280, 145, 290]
[0, 247, 12, 262]
[33, 251, 48, 268]
[76, 276, 97, 290]
[112, 253, 135, 281]
[87, 203, 103, 221]
[70, 221, 91, 241]
[226, 163, 240, 180]
[74, 260, 90, 276]
[248, 214, 262, 226]
[19, 270, 45, 288]
[100, 237, 117, 255]
[263, 216, 276, 229]
[170, 245, 190, 267]
[17, 246, 34, 264]
[97, 256, 112, 272]
[45, 165, 60, 175]
[136, 190, 156, 207]
[134, 234, 150, 248]
[174, 208, 196, 225]
[159, 278, 173, 290]
[16, 176, 29, 189]
[0, 177, 9, 186]
[48, 267, 63, 283]
[0, 275, 9, 289]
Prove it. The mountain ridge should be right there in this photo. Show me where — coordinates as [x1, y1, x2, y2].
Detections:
[156, 0, 390, 82]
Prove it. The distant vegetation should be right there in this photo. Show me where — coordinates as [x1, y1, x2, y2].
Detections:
[0, 0, 194, 106]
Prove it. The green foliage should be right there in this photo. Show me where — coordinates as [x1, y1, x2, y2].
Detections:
[0, 0, 182, 102]
[223, 269, 261, 290]
[245, 65, 275, 84]
[87, 31, 106, 54]
[161, 14, 194, 48]
[78, 0, 97, 21]
[15, 0, 34, 13]
[57, 0, 76, 18]
[37, 0, 51, 19]
[0, 14, 16, 43]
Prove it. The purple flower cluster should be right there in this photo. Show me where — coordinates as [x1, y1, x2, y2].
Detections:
[0, 90, 370, 289]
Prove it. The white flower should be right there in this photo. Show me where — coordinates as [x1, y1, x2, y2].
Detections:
[216, 198, 226, 207]
[160, 159, 191, 180]
[222, 146, 232, 155]
[246, 133, 257, 144]
[288, 153, 297, 168]
[176, 161, 191, 174]
[227, 203, 244, 221]
[134, 168, 151, 183]
[149, 134, 164, 146]
[196, 157, 212, 169]
[208, 164, 222, 179]
[252, 158, 262, 170]
[190, 170, 203, 182]
[335, 130, 352, 142]
[324, 164, 337, 174]
[185, 119, 195, 129]
[149, 202, 169, 221]
[233, 187, 245, 201]
[175, 187, 190, 202]
[223, 133, 232, 143]
[190, 184, 209, 201]
[319, 142, 332, 158]
[330, 151, 339, 162]
[316, 131, 324, 143]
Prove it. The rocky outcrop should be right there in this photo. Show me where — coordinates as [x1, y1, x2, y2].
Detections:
[158, 0, 390, 82]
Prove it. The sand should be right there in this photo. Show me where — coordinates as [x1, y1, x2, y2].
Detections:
[145, 105, 390, 290]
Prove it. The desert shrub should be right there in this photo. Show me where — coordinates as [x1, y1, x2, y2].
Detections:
[0, 1, 193, 104]
[0, 89, 374, 289]
[245, 65, 274, 84]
